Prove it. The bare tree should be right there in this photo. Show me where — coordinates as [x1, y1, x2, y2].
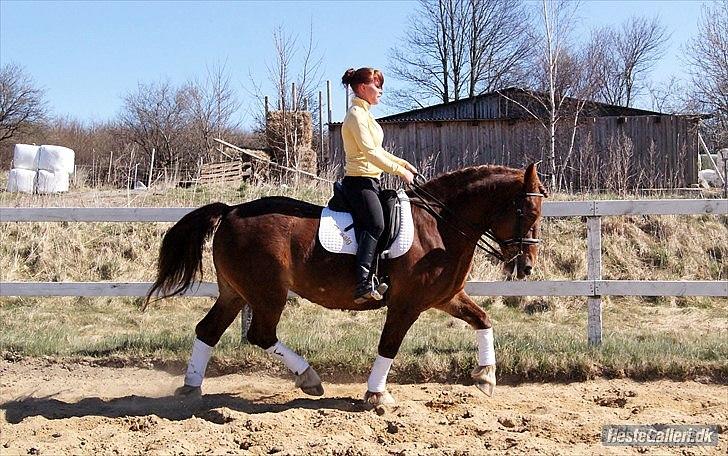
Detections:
[0, 63, 48, 142]
[467, 0, 531, 96]
[645, 77, 686, 114]
[254, 24, 323, 115]
[389, 0, 530, 108]
[389, 0, 457, 107]
[118, 80, 190, 168]
[185, 62, 241, 159]
[591, 16, 669, 107]
[247, 24, 323, 169]
[686, 0, 728, 144]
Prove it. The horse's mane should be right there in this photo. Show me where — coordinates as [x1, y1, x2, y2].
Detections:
[412, 165, 524, 201]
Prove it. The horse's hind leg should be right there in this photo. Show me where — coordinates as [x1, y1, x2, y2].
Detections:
[244, 287, 324, 397]
[435, 291, 496, 396]
[176, 279, 244, 397]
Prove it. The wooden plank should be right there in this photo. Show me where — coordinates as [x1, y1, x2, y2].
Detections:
[541, 201, 595, 217]
[586, 216, 602, 345]
[0, 282, 219, 297]
[0, 207, 196, 222]
[465, 281, 594, 296]
[596, 281, 728, 297]
[592, 199, 727, 216]
[2, 200, 724, 222]
[2, 280, 725, 298]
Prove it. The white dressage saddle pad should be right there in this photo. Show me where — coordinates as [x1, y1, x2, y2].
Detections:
[318, 188, 414, 259]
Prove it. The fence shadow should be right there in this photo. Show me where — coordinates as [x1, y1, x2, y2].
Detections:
[1, 392, 368, 424]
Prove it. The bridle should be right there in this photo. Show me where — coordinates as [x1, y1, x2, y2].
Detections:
[408, 174, 544, 264]
[500, 191, 545, 262]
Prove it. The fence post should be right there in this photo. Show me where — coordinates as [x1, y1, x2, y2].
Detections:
[147, 148, 155, 188]
[587, 216, 602, 345]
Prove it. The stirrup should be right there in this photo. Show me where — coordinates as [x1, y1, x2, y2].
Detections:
[354, 281, 388, 304]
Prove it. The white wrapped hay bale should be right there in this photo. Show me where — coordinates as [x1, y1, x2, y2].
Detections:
[12, 144, 40, 170]
[6, 168, 37, 193]
[36, 169, 70, 194]
[38, 145, 75, 174]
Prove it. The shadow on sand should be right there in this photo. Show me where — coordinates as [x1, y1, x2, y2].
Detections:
[1, 392, 369, 424]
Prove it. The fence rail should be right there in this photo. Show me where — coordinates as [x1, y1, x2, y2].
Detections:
[1, 280, 723, 298]
[1, 200, 724, 222]
[1, 199, 726, 345]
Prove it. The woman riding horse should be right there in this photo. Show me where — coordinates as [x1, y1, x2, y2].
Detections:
[340, 67, 417, 304]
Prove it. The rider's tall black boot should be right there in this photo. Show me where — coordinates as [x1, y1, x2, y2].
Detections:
[354, 231, 388, 304]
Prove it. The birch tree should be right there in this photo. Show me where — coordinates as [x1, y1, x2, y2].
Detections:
[686, 0, 728, 144]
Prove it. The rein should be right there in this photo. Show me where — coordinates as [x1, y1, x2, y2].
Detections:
[407, 174, 543, 263]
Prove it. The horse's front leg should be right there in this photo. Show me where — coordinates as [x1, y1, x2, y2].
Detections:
[364, 307, 421, 407]
[435, 290, 497, 396]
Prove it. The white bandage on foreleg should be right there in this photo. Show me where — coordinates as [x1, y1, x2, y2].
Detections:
[367, 355, 394, 393]
[476, 328, 496, 366]
[184, 338, 214, 387]
[265, 341, 310, 376]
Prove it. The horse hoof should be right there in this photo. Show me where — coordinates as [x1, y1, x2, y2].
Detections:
[295, 367, 324, 396]
[471, 364, 496, 397]
[174, 384, 202, 399]
[363, 390, 396, 407]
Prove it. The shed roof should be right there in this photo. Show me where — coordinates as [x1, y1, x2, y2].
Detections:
[375, 87, 664, 123]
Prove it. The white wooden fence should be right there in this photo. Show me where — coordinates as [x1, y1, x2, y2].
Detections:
[1, 199, 726, 345]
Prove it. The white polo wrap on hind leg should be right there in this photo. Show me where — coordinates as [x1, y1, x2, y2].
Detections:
[185, 338, 214, 387]
[265, 341, 310, 376]
[367, 355, 394, 393]
[476, 328, 496, 366]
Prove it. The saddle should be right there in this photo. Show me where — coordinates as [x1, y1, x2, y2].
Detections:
[318, 182, 414, 260]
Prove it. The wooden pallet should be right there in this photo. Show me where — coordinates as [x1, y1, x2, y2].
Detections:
[178, 161, 252, 188]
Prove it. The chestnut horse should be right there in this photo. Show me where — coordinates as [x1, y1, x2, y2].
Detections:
[147, 164, 546, 406]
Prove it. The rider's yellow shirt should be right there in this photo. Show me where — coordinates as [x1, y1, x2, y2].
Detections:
[342, 97, 410, 179]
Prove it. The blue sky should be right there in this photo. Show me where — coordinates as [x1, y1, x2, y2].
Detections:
[0, 0, 708, 128]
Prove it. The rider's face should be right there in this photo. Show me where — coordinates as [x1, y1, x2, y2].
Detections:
[356, 79, 383, 105]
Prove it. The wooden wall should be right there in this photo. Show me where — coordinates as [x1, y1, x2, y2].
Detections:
[327, 115, 699, 190]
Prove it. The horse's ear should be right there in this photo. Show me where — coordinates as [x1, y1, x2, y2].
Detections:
[524, 163, 538, 190]
[524, 163, 549, 197]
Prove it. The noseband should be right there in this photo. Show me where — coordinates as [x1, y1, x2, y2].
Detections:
[409, 175, 544, 263]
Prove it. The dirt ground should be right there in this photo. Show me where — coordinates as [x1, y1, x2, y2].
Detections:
[0, 359, 725, 456]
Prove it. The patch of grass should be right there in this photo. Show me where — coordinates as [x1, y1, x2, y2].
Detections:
[2, 297, 726, 384]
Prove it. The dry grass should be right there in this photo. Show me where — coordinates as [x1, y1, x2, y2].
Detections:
[1, 174, 726, 383]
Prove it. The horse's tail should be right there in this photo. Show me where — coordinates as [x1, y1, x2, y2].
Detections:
[145, 202, 231, 309]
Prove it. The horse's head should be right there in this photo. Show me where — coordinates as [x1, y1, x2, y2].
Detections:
[491, 163, 547, 280]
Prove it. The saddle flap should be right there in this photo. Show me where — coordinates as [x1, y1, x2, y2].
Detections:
[319, 189, 414, 259]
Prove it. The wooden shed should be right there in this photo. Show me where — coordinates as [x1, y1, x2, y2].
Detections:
[327, 88, 703, 190]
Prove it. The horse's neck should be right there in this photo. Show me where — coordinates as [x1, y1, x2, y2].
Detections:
[423, 172, 521, 235]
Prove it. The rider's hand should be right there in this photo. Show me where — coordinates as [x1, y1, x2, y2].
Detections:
[405, 162, 418, 174]
[401, 169, 415, 185]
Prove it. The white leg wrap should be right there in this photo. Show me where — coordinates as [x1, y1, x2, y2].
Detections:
[367, 355, 394, 393]
[184, 338, 213, 387]
[476, 328, 496, 366]
[265, 341, 310, 376]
